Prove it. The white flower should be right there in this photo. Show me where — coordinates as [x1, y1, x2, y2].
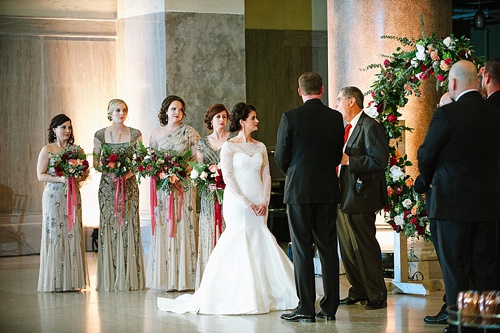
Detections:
[200, 171, 208, 180]
[390, 165, 406, 182]
[190, 169, 199, 179]
[443, 36, 453, 48]
[402, 198, 413, 209]
[411, 58, 419, 68]
[365, 104, 378, 119]
[415, 44, 426, 61]
[394, 214, 405, 226]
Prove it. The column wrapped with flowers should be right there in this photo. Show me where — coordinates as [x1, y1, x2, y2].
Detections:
[363, 18, 483, 240]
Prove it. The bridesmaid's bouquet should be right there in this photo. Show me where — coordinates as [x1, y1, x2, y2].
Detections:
[188, 162, 225, 204]
[49, 144, 89, 232]
[134, 140, 191, 237]
[95, 144, 132, 178]
[189, 161, 226, 245]
[50, 145, 90, 179]
[134, 141, 191, 192]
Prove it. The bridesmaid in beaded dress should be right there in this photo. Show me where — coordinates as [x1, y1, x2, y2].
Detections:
[194, 103, 232, 289]
[93, 99, 145, 291]
[146, 95, 200, 291]
[36, 114, 89, 292]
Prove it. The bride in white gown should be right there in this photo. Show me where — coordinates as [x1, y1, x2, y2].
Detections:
[157, 103, 298, 314]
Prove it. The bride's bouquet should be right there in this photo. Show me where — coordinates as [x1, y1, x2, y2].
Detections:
[49, 144, 89, 232]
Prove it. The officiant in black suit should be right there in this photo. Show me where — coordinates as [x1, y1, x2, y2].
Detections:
[336, 86, 389, 310]
[275, 72, 344, 322]
[418, 60, 500, 333]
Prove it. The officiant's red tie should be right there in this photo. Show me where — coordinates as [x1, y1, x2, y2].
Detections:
[344, 123, 352, 144]
[337, 123, 352, 174]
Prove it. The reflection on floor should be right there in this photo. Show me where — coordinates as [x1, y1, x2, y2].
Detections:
[0, 252, 447, 333]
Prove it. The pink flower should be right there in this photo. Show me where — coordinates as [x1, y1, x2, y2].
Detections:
[384, 59, 390, 67]
[430, 50, 439, 61]
[437, 75, 446, 82]
[208, 164, 219, 173]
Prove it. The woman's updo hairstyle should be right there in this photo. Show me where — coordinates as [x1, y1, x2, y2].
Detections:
[47, 113, 74, 144]
[158, 95, 186, 126]
[107, 99, 128, 121]
[229, 102, 251, 132]
[204, 104, 228, 131]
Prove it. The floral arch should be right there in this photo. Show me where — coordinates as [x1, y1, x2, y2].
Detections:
[364, 19, 483, 241]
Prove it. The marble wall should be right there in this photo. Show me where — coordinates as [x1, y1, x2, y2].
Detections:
[0, 16, 116, 254]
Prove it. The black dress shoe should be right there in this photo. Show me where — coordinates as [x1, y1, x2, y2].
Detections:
[339, 296, 368, 305]
[280, 311, 316, 323]
[423, 311, 448, 324]
[364, 300, 387, 310]
[315, 309, 335, 321]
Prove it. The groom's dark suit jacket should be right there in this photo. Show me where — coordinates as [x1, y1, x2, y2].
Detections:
[340, 112, 389, 214]
[418, 90, 500, 221]
[275, 98, 344, 204]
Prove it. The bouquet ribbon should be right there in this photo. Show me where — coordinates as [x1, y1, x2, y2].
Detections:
[113, 176, 125, 226]
[213, 197, 223, 246]
[167, 184, 184, 238]
[150, 177, 157, 236]
[66, 177, 78, 232]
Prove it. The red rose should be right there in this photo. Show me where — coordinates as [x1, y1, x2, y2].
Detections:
[437, 75, 445, 82]
[384, 59, 390, 68]
[445, 58, 453, 65]
[389, 157, 398, 166]
[109, 154, 118, 162]
[393, 185, 403, 195]
[387, 114, 398, 123]
[138, 165, 145, 172]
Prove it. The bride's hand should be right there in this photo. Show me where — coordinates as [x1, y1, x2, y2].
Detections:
[251, 204, 267, 216]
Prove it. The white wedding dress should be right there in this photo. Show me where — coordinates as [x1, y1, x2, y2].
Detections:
[157, 141, 298, 314]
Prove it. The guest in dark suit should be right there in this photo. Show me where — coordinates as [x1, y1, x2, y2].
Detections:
[275, 72, 344, 322]
[482, 58, 500, 106]
[335, 86, 389, 310]
[418, 60, 500, 333]
[419, 92, 452, 326]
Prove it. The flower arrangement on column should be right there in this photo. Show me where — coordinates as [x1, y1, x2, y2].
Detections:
[364, 17, 483, 240]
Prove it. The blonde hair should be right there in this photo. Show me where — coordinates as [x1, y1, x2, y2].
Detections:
[107, 99, 128, 121]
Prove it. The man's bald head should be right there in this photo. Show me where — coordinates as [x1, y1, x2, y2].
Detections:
[448, 60, 478, 100]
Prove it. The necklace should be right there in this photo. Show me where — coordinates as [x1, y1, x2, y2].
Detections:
[109, 129, 123, 143]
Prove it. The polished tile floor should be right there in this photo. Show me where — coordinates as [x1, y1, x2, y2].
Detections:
[0, 252, 448, 333]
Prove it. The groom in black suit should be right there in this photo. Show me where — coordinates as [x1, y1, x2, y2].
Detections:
[275, 72, 344, 322]
[335, 86, 389, 310]
[418, 60, 500, 333]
